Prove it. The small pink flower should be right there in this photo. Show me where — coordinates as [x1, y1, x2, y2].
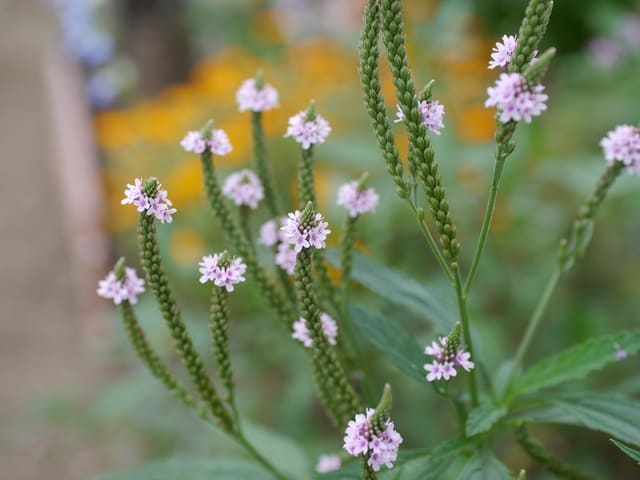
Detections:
[180, 131, 207, 154]
[198, 253, 247, 292]
[315, 454, 341, 473]
[122, 178, 176, 223]
[600, 125, 640, 175]
[236, 78, 279, 112]
[614, 343, 628, 361]
[209, 129, 233, 156]
[337, 181, 380, 218]
[285, 111, 331, 150]
[97, 267, 145, 305]
[395, 100, 445, 135]
[275, 243, 297, 274]
[281, 210, 331, 253]
[291, 313, 338, 348]
[343, 408, 402, 472]
[489, 35, 518, 69]
[258, 220, 279, 247]
[222, 169, 264, 209]
[485, 73, 548, 124]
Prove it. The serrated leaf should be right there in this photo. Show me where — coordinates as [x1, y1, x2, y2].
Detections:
[243, 422, 312, 480]
[611, 439, 640, 464]
[518, 393, 640, 446]
[95, 458, 276, 480]
[509, 330, 640, 398]
[326, 250, 456, 330]
[466, 403, 508, 437]
[458, 448, 513, 480]
[349, 304, 426, 383]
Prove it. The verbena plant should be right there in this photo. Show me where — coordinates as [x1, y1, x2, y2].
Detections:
[97, 1, 640, 478]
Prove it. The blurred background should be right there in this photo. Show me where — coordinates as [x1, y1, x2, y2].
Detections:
[1, 0, 639, 479]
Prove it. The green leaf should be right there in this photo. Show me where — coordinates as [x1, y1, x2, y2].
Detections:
[379, 438, 475, 480]
[326, 250, 456, 330]
[466, 403, 508, 437]
[349, 304, 426, 383]
[243, 422, 312, 480]
[518, 393, 640, 446]
[509, 330, 640, 398]
[458, 448, 513, 480]
[611, 439, 640, 464]
[95, 458, 276, 480]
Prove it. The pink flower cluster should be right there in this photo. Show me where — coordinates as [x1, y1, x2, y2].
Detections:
[600, 124, 640, 175]
[236, 78, 279, 112]
[180, 128, 233, 156]
[121, 178, 176, 223]
[394, 100, 445, 135]
[198, 253, 247, 292]
[423, 336, 474, 382]
[485, 73, 548, 123]
[337, 181, 380, 218]
[614, 343, 628, 361]
[97, 267, 145, 305]
[343, 409, 403, 472]
[284, 111, 331, 150]
[291, 313, 338, 348]
[315, 454, 341, 473]
[489, 35, 517, 69]
[281, 210, 331, 253]
[259, 218, 298, 274]
[222, 169, 265, 209]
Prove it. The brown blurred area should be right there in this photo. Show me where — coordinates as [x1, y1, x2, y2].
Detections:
[0, 1, 111, 478]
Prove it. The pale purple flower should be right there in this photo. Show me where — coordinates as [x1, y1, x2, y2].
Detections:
[485, 73, 548, 123]
[337, 181, 380, 218]
[209, 129, 233, 156]
[275, 242, 297, 274]
[489, 34, 517, 69]
[97, 272, 125, 304]
[97, 267, 145, 305]
[236, 78, 279, 112]
[291, 318, 313, 348]
[614, 343, 628, 361]
[180, 131, 207, 154]
[291, 313, 338, 348]
[367, 420, 403, 472]
[320, 313, 338, 346]
[423, 333, 474, 383]
[315, 454, 341, 473]
[121, 178, 149, 212]
[281, 210, 331, 253]
[343, 409, 402, 472]
[122, 267, 145, 304]
[198, 253, 247, 292]
[258, 220, 279, 247]
[587, 37, 626, 70]
[285, 111, 331, 150]
[343, 409, 374, 456]
[121, 178, 176, 223]
[394, 100, 445, 135]
[600, 125, 640, 175]
[222, 169, 265, 209]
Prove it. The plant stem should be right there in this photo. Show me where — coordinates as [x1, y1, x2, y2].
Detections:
[236, 433, 289, 480]
[464, 157, 506, 296]
[408, 201, 454, 283]
[507, 269, 561, 387]
[453, 269, 479, 407]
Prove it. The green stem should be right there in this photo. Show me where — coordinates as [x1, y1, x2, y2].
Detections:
[236, 433, 289, 480]
[464, 156, 506, 295]
[453, 269, 479, 406]
[508, 269, 561, 388]
[409, 201, 454, 283]
[251, 111, 281, 216]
